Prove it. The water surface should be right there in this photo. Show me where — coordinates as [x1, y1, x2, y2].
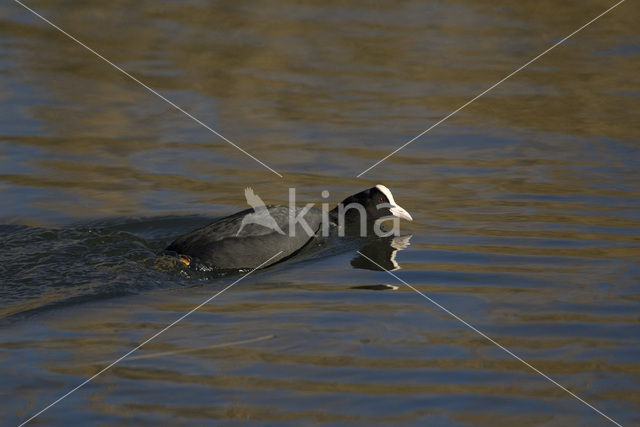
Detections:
[1, 0, 639, 425]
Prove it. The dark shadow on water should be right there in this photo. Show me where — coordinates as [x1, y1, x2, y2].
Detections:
[0, 217, 202, 323]
[350, 284, 400, 291]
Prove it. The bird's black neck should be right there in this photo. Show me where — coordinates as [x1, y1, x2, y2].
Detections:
[329, 203, 372, 226]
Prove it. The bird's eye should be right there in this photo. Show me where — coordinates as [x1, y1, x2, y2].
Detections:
[378, 197, 383, 203]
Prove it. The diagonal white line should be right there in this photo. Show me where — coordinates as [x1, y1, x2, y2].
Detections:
[14, 0, 283, 178]
[357, 0, 626, 177]
[18, 250, 283, 426]
[356, 250, 623, 427]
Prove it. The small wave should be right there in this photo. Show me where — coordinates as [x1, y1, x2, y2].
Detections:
[0, 217, 213, 321]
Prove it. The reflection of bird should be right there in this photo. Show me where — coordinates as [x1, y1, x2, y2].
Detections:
[236, 187, 285, 236]
[351, 234, 413, 271]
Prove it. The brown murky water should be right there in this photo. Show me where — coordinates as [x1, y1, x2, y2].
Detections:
[1, 0, 639, 425]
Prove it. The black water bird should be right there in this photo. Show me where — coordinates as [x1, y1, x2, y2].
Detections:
[165, 185, 412, 270]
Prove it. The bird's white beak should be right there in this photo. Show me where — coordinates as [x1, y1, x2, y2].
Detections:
[389, 204, 413, 221]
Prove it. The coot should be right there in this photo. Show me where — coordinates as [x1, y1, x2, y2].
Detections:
[166, 184, 412, 269]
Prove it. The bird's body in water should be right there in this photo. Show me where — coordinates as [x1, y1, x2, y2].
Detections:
[236, 187, 285, 236]
[165, 185, 412, 270]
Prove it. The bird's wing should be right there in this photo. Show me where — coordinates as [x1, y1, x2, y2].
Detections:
[245, 187, 267, 210]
